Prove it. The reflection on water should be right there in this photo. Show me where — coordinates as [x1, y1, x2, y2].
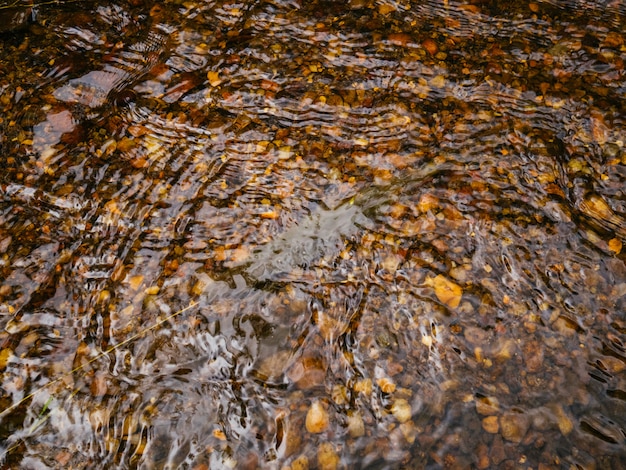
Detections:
[0, 0, 625, 467]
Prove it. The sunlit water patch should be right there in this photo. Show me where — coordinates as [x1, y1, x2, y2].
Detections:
[0, 0, 625, 468]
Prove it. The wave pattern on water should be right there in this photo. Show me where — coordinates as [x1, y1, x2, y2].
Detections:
[0, 0, 625, 468]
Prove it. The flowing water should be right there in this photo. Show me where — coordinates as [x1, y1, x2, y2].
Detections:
[0, 0, 625, 468]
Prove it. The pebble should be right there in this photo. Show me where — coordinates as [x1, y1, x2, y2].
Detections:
[306, 401, 329, 434]
[391, 398, 412, 423]
[0, 348, 12, 371]
[422, 38, 438, 55]
[499, 412, 530, 443]
[475, 396, 500, 415]
[347, 411, 365, 438]
[430, 75, 446, 89]
[494, 338, 518, 361]
[426, 274, 463, 308]
[387, 33, 412, 47]
[378, 3, 396, 14]
[289, 455, 309, 470]
[464, 326, 489, 345]
[376, 377, 396, 394]
[482, 415, 499, 434]
[476, 443, 490, 469]
[317, 442, 339, 470]
[90, 372, 108, 397]
[128, 274, 144, 290]
[523, 340, 544, 373]
[353, 378, 373, 396]
[550, 404, 573, 435]
[489, 435, 506, 465]
[287, 356, 327, 389]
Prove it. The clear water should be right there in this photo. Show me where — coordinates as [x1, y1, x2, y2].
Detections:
[0, 0, 625, 468]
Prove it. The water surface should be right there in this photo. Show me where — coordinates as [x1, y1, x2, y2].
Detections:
[0, 0, 625, 468]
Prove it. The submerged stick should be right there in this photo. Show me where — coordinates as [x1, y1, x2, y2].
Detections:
[0, 1, 85, 10]
[0, 301, 198, 419]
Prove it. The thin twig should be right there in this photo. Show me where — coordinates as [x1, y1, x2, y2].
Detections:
[0, 0, 70, 10]
[0, 300, 198, 419]
[0, 0, 92, 11]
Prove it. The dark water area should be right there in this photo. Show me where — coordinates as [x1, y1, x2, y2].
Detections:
[0, 0, 625, 468]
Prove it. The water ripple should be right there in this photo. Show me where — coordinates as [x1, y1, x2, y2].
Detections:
[0, 0, 625, 468]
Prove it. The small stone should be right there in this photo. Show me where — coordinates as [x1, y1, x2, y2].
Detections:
[425, 274, 463, 309]
[499, 413, 529, 443]
[290, 455, 309, 470]
[116, 136, 136, 152]
[417, 193, 439, 212]
[207, 71, 222, 86]
[353, 378, 373, 396]
[55, 450, 72, 466]
[482, 416, 499, 433]
[609, 238, 622, 254]
[581, 193, 614, 220]
[476, 443, 490, 469]
[0, 348, 12, 371]
[603, 31, 624, 48]
[391, 398, 412, 423]
[347, 411, 365, 437]
[283, 418, 302, 458]
[260, 210, 279, 219]
[464, 326, 489, 345]
[288, 356, 327, 389]
[386, 360, 404, 376]
[550, 404, 573, 435]
[530, 407, 552, 431]
[490, 435, 506, 465]
[377, 377, 396, 394]
[229, 245, 251, 264]
[306, 401, 329, 434]
[378, 3, 396, 14]
[317, 442, 339, 470]
[459, 4, 481, 13]
[430, 75, 446, 89]
[316, 311, 348, 342]
[128, 275, 144, 291]
[387, 33, 412, 47]
[331, 384, 348, 405]
[213, 429, 227, 440]
[254, 350, 291, 381]
[422, 38, 438, 55]
[494, 338, 518, 361]
[523, 339, 544, 373]
[130, 156, 148, 169]
[439, 380, 459, 391]
[474, 347, 484, 362]
[90, 372, 108, 397]
[145, 285, 159, 295]
[381, 254, 402, 273]
[260, 79, 280, 92]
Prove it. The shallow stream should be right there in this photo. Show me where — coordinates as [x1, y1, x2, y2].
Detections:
[0, 0, 625, 468]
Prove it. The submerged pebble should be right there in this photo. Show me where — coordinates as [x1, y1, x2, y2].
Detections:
[306, 401, 330, 434]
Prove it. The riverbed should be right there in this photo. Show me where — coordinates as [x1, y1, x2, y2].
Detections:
[0, 0, 625, 468]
